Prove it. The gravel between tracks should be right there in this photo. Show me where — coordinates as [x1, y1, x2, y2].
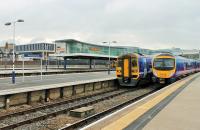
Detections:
[0, 89, 126, 129]
[14, 86, 157, 130]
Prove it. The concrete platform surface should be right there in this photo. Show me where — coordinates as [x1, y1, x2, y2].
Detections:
[142, 74, 200, 130]
[0, 71, 116, 95]
[81, 73, 200, 130]
[0, 68, 107, 74]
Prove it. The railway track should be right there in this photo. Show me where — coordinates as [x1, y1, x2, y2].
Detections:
[60, 87, 160, 130]
[0, 88, 132, 130]
[0, 89, 117, 121]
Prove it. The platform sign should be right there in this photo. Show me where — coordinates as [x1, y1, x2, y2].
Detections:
[23, 53, 43, 59]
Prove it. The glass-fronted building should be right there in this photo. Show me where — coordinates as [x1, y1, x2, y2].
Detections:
[55, 39, 153, 56]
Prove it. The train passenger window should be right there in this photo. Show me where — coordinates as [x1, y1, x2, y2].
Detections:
[117, 58, 123, 67]
[186, 62, 191, 70]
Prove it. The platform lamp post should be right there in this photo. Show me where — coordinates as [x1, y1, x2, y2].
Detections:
[102, 41, 117, 75]
[5, 19, 24, 84]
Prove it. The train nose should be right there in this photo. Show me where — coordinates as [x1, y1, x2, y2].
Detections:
[156, 71, 174, 78]
[159, 72, 167, 77]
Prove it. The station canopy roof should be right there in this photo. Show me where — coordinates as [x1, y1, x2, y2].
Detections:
[50, 53, 117, 60]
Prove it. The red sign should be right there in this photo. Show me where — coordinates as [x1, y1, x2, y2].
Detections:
[90, 47, 100, 51]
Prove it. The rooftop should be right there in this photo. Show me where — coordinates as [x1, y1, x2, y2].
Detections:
[55, 39, 140, 49]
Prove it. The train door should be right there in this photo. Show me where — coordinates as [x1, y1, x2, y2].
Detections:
[143, 58, 147, 78]
[124, 59, 129, 77]
[122, 56, 131, 83]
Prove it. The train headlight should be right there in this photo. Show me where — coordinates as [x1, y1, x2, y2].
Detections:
[153, 72, 157, 77]
[117, 70, 121, 73]
[169, 72, 174, 77]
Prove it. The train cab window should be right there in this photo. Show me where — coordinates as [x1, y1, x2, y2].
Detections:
[154, 58, 175, 70]
[117, 58, 123, 67]
[132, 58, 137, 67]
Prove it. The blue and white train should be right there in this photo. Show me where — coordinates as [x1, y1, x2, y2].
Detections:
[116, 53, 153, 86]
[152, 53, 200, 84]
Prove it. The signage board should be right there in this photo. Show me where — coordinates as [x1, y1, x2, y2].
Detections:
[23, 53, 43, 59]
[89, 47, 100, 51]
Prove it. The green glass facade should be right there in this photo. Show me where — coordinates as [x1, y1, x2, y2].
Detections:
[68, 41, 128, 56]
[55, 39, 153, 56]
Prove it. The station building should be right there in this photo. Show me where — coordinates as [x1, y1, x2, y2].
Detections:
[51, 39, 154, 69]
[2, 39, 199, 70]
[54, 39, 153, 57]
[2, 39, 153, 62]
[15, 43, 55, 60]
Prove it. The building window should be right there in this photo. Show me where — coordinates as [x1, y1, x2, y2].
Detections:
[40, 44, 42, 50]
[42, 43, 45, 50]
[34, 44, 36, 50]
[32, 44, 34, 50]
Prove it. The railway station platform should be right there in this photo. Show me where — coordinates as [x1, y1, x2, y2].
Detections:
[0, 71, 115, 94]
[0, 68, 108, 77]
[0, 71, 116, 109]
[82, 73, 200, 130]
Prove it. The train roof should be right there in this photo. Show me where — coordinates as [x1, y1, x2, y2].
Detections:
[118, 53, 153, 58]
[154, 53, 199, 62]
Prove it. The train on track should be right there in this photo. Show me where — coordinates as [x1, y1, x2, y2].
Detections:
[116, 53, 200, 86]
[152, 53, 200, 84]
[116, 53, 153, 86]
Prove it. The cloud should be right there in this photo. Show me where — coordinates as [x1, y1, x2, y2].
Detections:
[0, 0, 200, 50]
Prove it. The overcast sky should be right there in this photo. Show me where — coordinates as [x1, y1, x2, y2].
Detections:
[0, 0, 200, 49]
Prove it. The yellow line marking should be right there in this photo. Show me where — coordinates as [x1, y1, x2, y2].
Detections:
[102, 75, 194, 130]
